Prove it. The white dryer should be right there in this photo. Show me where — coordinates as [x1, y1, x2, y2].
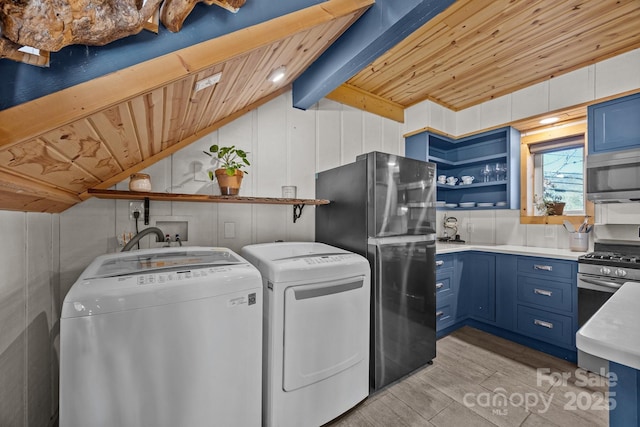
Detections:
[241, 242, 370, 427]
[60, 247, 263, 427]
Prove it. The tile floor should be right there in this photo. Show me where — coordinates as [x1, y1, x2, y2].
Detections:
[328, 326, 609, 427]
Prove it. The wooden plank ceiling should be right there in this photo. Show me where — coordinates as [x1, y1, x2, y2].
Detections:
[1, 0, 640, 214]
[336, 0, 640, 114]
[0, 0, 373, 213]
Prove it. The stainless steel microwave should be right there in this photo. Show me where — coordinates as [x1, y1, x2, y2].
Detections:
[587, 148, 640, 203]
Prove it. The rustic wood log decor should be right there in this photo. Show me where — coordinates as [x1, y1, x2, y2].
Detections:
[0, 0, 245, 65]
[0, 0, 163, 52]
[161, 0, 245, 32]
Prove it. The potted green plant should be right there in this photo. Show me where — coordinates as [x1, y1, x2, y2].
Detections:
[204, 144, 250, 195]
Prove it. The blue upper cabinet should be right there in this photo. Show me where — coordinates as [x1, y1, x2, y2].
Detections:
[588, 92, 640, 154]
[405, 126, 521, 209]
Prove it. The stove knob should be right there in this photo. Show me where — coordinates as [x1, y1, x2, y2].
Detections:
[615, 269, 627, 277]
[600, 267, 611, 275]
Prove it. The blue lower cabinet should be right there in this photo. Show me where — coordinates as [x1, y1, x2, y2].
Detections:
[516, 305, 573, 348]
[610, 362, 640, 427]
[435, 254, 463, 333]
[437, 252, 578, 360]
[435, 295, 456, 330]
[460, 252, 496, 323]
[516, 275, 573, 312]
[516, 256, 574, 280]
[435, 270, 453, 299]
[495, 254, 517, 330]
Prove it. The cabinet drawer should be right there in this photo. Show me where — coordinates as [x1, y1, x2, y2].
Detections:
[436, 254, 454, 271]
[436, 301, 456, 331]
[516, 305, 573, 347]
[435, 271, 453, 298]
[517, 275, 573, 313]
[517, 257, 573, 280]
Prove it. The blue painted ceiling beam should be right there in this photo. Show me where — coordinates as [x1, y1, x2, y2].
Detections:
[292, 0, 456, 110]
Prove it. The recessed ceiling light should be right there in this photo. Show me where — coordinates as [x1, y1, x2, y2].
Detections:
[540, 117, 559, 125]
[268, 66, 286, 83]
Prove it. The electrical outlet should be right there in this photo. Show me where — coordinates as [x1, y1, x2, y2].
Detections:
[544, 225, 555, 238]
[129, 201, 144, 220]
[224, 222, 235, 239]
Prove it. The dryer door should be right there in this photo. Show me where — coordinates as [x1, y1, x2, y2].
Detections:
[283, 276, 368, 392]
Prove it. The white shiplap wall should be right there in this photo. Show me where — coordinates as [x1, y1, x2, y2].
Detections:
[0, 212, 59, 427]
[58, 94, 403, 296]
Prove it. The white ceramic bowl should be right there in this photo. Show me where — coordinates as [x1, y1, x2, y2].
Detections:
[459, 202, 476, 208]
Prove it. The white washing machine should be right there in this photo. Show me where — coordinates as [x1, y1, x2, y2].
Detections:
[60, 247, 263, 427]
[241, 242, 370, 427]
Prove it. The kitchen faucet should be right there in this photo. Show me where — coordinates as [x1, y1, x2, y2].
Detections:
[121, 227, 165, 251]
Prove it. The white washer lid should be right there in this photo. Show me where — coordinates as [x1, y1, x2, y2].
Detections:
[241, 242, 369, 283]
[62, 247, 262, 318]
[82, 246, 245, 278]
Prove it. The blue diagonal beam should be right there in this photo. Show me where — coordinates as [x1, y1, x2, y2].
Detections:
[292, 0, 455, 110]
[0, 0, 323, 111]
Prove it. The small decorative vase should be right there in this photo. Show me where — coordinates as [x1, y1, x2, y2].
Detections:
[214, 169, 243, 195]
[129, 173, 151, 192]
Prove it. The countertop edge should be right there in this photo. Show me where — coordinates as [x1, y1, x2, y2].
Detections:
[435, 244, 585, 261]
[576, 281, 640, 371]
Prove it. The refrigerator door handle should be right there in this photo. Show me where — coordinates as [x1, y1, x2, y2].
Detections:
[367, 234, 436, 246]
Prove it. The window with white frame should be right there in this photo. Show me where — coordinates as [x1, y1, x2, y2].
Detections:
[531, 135, 585, 215]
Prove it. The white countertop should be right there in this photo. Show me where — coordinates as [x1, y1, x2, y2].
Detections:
[576, 282, 640, 370]
[436, 243, 585, 261]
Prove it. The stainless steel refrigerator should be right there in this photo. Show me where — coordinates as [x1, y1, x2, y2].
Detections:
[316, 151, 437, 392]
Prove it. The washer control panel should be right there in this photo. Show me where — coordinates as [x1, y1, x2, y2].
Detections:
[135, 265, 242, 285]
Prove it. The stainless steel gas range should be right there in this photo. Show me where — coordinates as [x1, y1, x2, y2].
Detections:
[577, 242, 640, 374]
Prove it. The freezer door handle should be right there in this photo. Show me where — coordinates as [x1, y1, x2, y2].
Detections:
[293, 277, 364, 300]
[368, 234, 436, 246]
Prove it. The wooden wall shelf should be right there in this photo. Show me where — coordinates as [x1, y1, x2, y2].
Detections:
[87, 189, 330, 222]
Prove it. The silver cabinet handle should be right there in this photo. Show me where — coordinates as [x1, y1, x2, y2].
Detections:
[534, 264, 553, 271]
[436, 282, 444, 289]
[436, 311, 444, 317]
[534, 319, 554, 329]
[534, 288, 553, 297]
[436, 260, 444, 266]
